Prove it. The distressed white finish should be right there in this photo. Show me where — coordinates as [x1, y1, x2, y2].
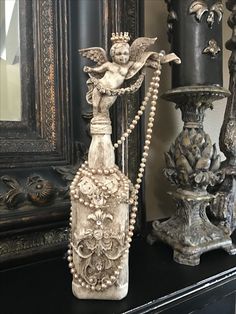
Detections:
[69, 33, 180, 300]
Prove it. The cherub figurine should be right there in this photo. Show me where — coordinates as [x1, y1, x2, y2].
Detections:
[80, 32, 179, 119]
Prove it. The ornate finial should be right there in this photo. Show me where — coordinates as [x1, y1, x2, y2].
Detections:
[111, 32, 130, 44]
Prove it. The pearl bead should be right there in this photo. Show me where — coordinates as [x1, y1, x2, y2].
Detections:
[153, 89, 158, 94]
[127, 237, 132, 243]
[130, 219, 136, 225]
[141, 158, 147, 163]
[149, 112, 155, 117]
[67, 249, 72, 255]
[146, 135, 152, 140]
[79, 198, 84, 203]
[152, 95, 158, 100]
[115, 270, 120, 275]
[138, 110, 143, 116]
[74, 274, 78, 279]
[140, 106, 145, 110]
[128, 231, 133, 237]
[110, 275, 116, 281]
[146, 92, 152, 97]
[67, 256, 72, 262]
[149, 117, 154, 122]
[148, 122, 153, 128]
[143, 152, 149, 157]
[86, 284, 90, 289]
[117, 140, 122, 145]
[132, 206, 138, 212]
[114, 143, 119, 148]
[131, 213, 136, 218]
[121, 136, 125, 141]
[129, 225, 135, 231]
[81, 282, 85, 287]
[151, 106, 156, 111]
[138, 173, 143, 178]
[145, 140, 150, 145]
[70, 268, 75, 274]
[69, 262, 74, 268]
[148, 87, 153, 92]
[124, 132, 128, 137]
[130, 124, 135, 129]
[136, 178, 142, 183]
[135, 115, 140, 120]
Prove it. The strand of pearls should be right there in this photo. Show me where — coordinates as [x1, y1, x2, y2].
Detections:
[120, 59, 162, 252]
[113, 61, 162, 148]
[67, 56, 163, 291]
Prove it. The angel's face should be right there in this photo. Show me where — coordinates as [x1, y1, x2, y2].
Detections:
[112, 44, 130, 65]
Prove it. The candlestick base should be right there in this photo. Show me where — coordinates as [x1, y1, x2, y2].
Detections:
[149, 190, 235, 266]
[148, 85, 235, 266]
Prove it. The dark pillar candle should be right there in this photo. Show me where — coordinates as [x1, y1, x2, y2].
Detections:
[166, 0, 223, 88]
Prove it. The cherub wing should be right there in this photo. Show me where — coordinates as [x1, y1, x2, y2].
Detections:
[79, 47, 108, 66]
[125, 37, 157, 80]
[129, 37, 157, 62]
[210, 2, 223, 23]
[125, 51, 158, 80]
[189, 1, 208, 21]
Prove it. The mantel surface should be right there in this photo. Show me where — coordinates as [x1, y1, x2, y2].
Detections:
[0, 233, 235, 314]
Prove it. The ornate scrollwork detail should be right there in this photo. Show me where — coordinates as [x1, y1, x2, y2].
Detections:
[203, 39, 221, 57]
[40, 0, 57, 149]
[0, 227, 68, 258]
[189, 1, 223, 28]
[73, 209, 125, 289]
[0, 174, 63, 209]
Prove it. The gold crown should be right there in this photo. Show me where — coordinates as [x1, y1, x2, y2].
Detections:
[111, 32, 130, 44]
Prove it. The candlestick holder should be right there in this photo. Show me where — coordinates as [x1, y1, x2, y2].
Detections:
[207, 1, 236, 236]
[149, 85, 236, 266]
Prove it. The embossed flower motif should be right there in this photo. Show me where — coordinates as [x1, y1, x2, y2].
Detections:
[88, 209, 113, 228]
[78, 177, 96, 195]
